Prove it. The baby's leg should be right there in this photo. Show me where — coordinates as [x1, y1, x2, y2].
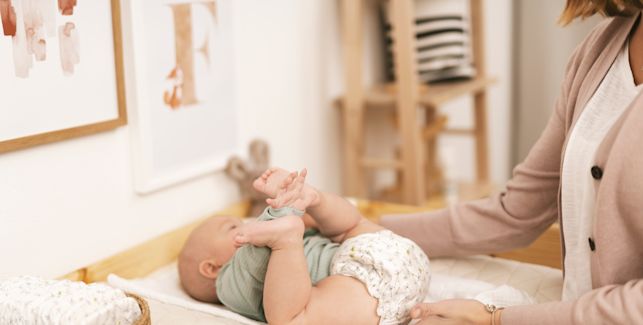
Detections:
[260, 168, 384, 242]
[235, 215, 311, 324]
[308, 189, 384, 242]
[235, 217, 379, 325]
[290, 276, 380, 325]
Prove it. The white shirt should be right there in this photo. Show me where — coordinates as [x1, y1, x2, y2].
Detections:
[561, 41, 643, 301]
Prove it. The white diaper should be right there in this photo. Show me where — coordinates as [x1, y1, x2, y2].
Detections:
[330, 230, 431, 325]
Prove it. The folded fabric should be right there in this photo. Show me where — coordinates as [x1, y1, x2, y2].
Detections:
[382, 0, 476, 83]
[0, 276, 141, 325]
[427, 274, 534, 306]
[419, 66, 476, 83]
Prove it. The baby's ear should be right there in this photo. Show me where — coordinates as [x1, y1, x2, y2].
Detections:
[198, 258, 221, 279]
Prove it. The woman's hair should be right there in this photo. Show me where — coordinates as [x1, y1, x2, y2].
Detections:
[559, 0, 643, 25]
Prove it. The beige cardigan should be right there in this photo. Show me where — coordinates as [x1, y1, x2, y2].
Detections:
[381, 14, 643, 324]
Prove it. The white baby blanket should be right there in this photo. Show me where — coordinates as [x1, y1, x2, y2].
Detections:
[0, 276, 141, 325]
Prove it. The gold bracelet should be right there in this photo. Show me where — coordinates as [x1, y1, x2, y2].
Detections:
[485, 304, 504, 325]
[491, 307, 504, 325]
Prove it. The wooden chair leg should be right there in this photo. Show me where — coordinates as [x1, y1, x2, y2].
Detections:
[424, 106, 443, 197]
[391, 0, 425, 205]
[470, 0, 489, 183]
[473, 92, 489, 182]
[340, 0, 366, 197]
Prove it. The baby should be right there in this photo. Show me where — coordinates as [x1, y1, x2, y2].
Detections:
[178, 168, 431, 325]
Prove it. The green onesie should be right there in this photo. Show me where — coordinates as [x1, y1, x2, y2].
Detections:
[215, 207, 339, 322]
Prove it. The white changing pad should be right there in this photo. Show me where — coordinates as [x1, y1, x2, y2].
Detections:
[430, 255, 563, 303]
[108, 269, 260, 325]
[108, 255, 563, 325]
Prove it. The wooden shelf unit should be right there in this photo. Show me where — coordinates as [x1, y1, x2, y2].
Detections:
[339, 76, 496, 109]
[339, 0, 494, 205]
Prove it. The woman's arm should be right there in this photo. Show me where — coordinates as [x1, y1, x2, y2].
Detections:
[407, 279, 643, 324]
[379, 17, 609, 257]
[502, 279, 643, 324]
[381, 86, 567, 257]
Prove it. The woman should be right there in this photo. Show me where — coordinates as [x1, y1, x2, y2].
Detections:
[381, 1, 643, 324]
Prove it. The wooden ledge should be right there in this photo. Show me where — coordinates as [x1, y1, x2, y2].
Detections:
[59, 198, 561, 283]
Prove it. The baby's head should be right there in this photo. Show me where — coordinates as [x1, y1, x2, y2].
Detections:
[178, 216, 242, 303]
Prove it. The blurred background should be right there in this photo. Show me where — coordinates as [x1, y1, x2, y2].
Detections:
[0, 0, 601, 278]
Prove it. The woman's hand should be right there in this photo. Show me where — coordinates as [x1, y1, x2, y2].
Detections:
[410, 299, 495, 325]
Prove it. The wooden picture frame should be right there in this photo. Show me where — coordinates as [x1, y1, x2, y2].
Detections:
[0, 0, 127, 154]
[124, 0, 239, 193]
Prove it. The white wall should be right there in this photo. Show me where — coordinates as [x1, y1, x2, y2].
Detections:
[0, 0, 343, 279]
[513, 0, 600, 163]
[438, 0, 513, 185]
[0, 0, 513, 278]
[233, 1, 342, 189]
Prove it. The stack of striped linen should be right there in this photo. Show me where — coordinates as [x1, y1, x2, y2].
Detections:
[384, 0, 475, 83]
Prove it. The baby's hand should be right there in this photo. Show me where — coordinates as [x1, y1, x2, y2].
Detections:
[234, 215, 304, 250]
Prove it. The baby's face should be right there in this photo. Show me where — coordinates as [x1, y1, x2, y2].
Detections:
[206, 216, 244, 267]
[178, 216, 245, 302]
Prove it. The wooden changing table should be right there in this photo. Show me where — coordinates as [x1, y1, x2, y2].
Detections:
[60, 199, 561, 284]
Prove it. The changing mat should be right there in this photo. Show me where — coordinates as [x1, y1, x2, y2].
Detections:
[429, 255, 563, 303]
[107, 255, 562, 325]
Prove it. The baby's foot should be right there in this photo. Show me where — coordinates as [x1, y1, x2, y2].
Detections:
[252, 167, 295, 198]
[267, 169, 320, 211]
[234, 215, 304, 250]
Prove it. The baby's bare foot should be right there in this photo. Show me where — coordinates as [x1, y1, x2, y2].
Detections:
[267, 169, 320, 211]
[252, 167, 295, 198]
[234, 215, 304, 250]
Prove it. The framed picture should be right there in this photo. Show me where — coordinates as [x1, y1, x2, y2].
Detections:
[124, 0, 238, 193]
[0, 0, 127, 153]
